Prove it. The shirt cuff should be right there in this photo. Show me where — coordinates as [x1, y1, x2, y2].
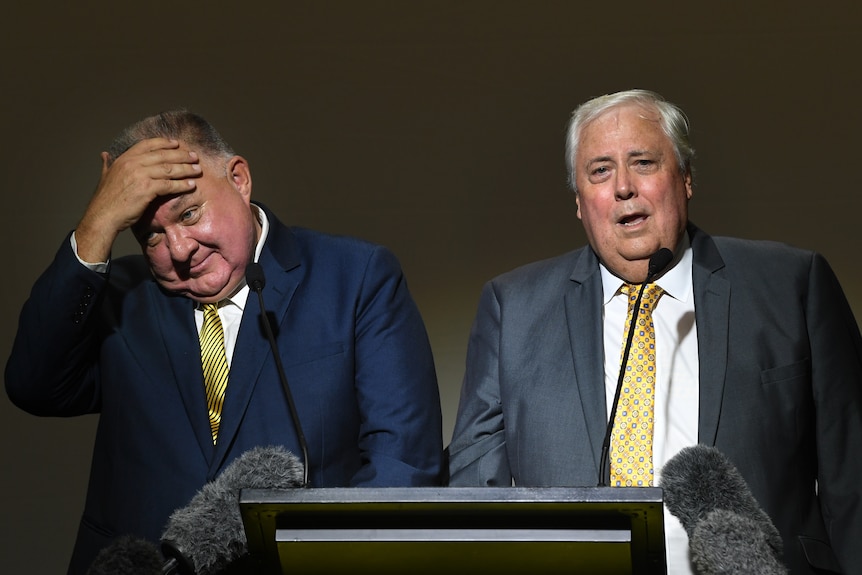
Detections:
[70, 231, 109, 274]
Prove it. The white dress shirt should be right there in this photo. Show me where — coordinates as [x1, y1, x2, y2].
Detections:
[600, 234, 700, 574]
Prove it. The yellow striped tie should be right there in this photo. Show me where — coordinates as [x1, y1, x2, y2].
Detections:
[200, 303, 229, 444]
[610, 283, 664, 487]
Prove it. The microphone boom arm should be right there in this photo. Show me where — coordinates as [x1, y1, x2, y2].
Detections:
[248, 265, 310, 488]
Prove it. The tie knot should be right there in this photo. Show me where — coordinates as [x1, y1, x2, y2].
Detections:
[202, 302, 221, 317]
[623, 283, 664, 310]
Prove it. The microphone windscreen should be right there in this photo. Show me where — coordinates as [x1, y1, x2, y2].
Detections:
[690, 509, 788, 575]
[245, 262, 266, 291]
[648, 247, 674, 278]
[659, 445, 782, 554]
[86, 535, 163, 575]
[161, 445, 305, 575]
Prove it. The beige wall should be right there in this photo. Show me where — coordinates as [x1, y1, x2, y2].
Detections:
[2, 2, 860, 571]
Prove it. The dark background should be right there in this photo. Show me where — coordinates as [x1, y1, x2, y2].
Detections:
[2, 2, 860, 571]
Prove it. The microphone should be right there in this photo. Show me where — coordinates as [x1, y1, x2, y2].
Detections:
[598, 247, 674, 486]
[646, 247, 674, 280]
[160, 445, 305, 574]
[245, 262, 310, 488]
[86, 535, 164, 575]
[660, 445, 786, 574]
[689, 509, 788, 575]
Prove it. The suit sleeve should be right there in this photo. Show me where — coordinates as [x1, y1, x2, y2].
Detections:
[349, 245, 445, 486]
[5, 234, 106, 416]
[447, 280, 512, 486]
[808, 253, 862, 574]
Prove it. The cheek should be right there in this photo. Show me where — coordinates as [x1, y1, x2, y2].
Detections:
[578, 196, 612, 226]
[662, 189, 690, 219]
[144, 246, 174, 276]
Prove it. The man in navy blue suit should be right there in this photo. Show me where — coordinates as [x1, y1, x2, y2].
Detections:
[5, 110, 444, 574]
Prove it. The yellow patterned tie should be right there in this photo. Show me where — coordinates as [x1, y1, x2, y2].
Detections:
[610, 283, 664, 487]
[200, 303, 229, 444]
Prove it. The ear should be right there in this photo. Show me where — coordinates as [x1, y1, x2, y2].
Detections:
[684, 168, 693, 200]
[575, 191, 583, 220]
[228, 156, 252, 200]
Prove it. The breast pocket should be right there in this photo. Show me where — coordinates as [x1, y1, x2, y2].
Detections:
[760, 358, 810, 386]
[283, 341, 346, 369]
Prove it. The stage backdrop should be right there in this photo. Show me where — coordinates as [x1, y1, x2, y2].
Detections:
[2, 2, 860, 572]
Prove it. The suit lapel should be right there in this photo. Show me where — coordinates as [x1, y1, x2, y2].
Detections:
[689, 225, 730, 446]
[150, 288, 215, 458]
[564, 248, 607, 474]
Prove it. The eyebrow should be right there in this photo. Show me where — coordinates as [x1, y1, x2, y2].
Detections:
[585, 149, 659, 165]
[164, 192, 199, 217]
[627, 149, 651, 157]
[583, 155, 614, 171]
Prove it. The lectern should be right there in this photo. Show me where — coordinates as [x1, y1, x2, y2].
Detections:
[239, 486, 665, 574]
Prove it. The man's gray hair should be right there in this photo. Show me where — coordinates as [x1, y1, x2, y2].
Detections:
[107, 109, 235, 165]
[565, 89, 694, 193]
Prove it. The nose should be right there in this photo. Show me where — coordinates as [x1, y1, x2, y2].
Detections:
[165, 227, 197, 263]
[615, 167, 636, 200]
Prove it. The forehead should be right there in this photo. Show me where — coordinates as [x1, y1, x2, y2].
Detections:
[158, 190, 199, 215]
[578, 104, 670, 158]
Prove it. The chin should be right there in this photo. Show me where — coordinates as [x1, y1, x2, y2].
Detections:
[159, 282, 224, 303]
[626, 233, 665, 253]
[190, 286, 231, 302]
[619, 248, 660, 263]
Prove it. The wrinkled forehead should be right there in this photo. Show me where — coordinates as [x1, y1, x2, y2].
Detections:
[578, 105, 670, 157]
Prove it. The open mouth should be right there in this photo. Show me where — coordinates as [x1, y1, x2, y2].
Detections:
[618, 214, 648, 227]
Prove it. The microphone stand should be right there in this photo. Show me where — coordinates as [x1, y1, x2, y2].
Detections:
[247, 264, 310, 488]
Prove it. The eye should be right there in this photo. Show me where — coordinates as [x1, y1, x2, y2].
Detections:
[587, 164, 613, 183]
[633, 158, 658, 172]
[589, 165, 614, 178]
[140, 230, 163, 248]
[180, 208, 197, 222]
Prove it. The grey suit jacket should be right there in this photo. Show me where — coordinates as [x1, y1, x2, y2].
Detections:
[447, 223, 862, 574]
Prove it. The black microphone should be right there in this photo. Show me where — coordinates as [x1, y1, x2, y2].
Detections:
[86, 535, 164, 575]
[160, 445, 305, 574]
[245, 262, 310, 488]
[598, 247, 674, 486]
[660, 445, 786, 574]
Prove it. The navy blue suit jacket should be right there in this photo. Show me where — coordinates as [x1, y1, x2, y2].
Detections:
[448, 223, 862, 574]
[6, 205, 444, 574]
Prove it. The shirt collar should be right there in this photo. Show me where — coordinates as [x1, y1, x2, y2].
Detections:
[599, 231, 693, 305]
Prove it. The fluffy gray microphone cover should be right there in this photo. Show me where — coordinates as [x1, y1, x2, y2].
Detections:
[87, 535, 164, 575]
[659, 444, 783, 555]
[690, 509, 788, 575]
[161, 445, 304, 575]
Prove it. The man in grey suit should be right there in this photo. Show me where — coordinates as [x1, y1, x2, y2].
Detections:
[447, 89, 862, 574]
